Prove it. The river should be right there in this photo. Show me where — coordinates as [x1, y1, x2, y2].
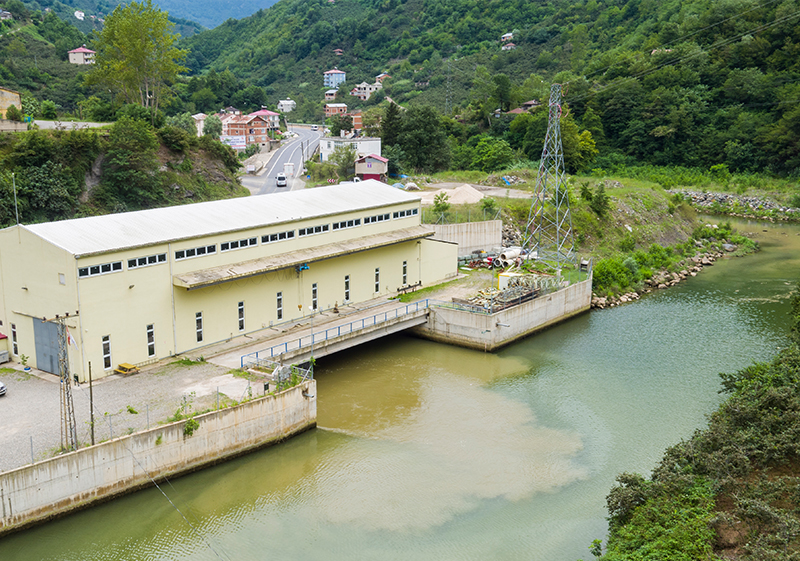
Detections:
[1, 218, 799, 560]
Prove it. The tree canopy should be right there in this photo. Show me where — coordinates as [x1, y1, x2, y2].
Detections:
[87, 0, 187, 120]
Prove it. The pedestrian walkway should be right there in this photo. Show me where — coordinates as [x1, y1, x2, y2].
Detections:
[207, 297, 429, 370]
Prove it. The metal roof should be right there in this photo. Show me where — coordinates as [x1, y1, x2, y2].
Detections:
[20, 181, 421, 258]
[173, 226, 434, 290]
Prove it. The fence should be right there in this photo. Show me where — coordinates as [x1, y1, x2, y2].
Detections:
[240, 299, 431, 366]
[422, 208, 502, 225]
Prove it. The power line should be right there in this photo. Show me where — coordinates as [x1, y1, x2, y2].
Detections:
[68, 381, 232, 561]
[568, 6, 800, 105]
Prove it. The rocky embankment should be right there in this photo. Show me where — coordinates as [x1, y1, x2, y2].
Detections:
[591, 249, 727, 309]
[670, 189, 799, 220]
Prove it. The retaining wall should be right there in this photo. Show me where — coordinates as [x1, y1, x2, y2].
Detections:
[431, 220, 503, 257]
[414, 279, 592, 350]
[0, 380, 316, 536]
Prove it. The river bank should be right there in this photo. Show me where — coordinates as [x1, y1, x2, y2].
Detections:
[669, 188, 800, 222]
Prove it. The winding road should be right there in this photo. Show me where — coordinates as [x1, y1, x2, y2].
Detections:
[240, 125, 323, 195]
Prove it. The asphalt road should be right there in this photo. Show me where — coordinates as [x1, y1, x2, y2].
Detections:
[241, 126, 323, 195]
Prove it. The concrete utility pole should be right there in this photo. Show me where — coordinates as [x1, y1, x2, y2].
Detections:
[46, 312, 79, 451]
[523, 83, 575, 270]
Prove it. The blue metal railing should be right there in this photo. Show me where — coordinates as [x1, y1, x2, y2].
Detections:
[240, 299, 430, 367]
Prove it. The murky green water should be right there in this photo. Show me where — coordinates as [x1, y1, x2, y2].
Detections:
[2, 219, 799, 561]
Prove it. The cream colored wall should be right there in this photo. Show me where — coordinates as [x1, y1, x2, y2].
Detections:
[0, 227, 79, 372]
[75, 245, 175, 379]
[172, 239, 427, 354]
[419, 238, 459, 286]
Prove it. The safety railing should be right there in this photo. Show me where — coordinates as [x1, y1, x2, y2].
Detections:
[240, 299, 431, 367]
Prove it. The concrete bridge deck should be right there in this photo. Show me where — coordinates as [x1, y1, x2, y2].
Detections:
[207, 299, 430, 370]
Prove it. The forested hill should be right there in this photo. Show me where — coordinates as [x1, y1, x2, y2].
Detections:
[181, 0, 800, 175]
[14, 0, 276, 30]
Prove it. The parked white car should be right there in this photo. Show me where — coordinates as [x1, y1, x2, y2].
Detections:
[0, 380, 6, 396]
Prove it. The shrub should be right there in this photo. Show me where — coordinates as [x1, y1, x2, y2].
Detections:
[157, 125, 192, 152]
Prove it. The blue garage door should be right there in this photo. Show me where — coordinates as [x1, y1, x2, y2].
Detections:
[33, 319, 59, 374]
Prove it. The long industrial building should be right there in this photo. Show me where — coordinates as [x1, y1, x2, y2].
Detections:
[0, 181, 457, 381]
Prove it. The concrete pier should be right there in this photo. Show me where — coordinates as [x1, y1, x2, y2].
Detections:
[414, 279, 593, 351]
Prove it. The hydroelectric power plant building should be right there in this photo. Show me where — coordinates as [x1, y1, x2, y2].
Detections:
[0, 181, 457, 381]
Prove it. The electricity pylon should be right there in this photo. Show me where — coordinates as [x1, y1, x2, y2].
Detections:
[523, 83, 575, 270]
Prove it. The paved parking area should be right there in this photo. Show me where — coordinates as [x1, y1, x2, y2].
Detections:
[0, 360, 256, 473]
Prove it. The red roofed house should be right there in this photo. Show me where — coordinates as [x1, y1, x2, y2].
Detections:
[333, 48, 344, 56]
[355, 154, 388, 181]
[501, 42, 516, 51]
[323, 68, 347, 88]
[68, 45, 95, 65]
[375, 72, 391, 83]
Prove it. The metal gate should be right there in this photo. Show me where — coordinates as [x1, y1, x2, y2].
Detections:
[33, 318, 59, 374]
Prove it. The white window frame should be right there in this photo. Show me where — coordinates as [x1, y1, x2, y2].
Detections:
[238, 301, 245, 331]
[11, 323, 17, 355]
[402, 261, 408, 285]
[276, 292, 283, 320]
[129, 253, 167, 269]
[78, 261, 123, 278]
[312, 283, 318, 311]
[146, 324, 155, 357]
[175, 245, 216, 261]
[196, 312, 203, 343]
[344, 275, 350, 302]
[102, 335, 111, 370]
[374, 268, 380, 293]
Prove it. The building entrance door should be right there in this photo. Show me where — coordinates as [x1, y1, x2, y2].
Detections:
[33, 318, 59, 374]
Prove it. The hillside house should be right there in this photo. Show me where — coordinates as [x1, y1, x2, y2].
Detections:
[376, 73, 391, 83]
[0, 87, 21, 119]
[501, 43, 516, 51]
[325, 89, 339, 101]
[333, 48, 344, 56]
[68, 46, 95, 65]
[219, 109, 279, 148]
[323, 68, 346, 88]
[325, 103, 348, 118]
[320, 137, 381, 162]
[355, 154, 388, 181]
[350, 81, 382, 101]
[349, 110, 363, 131]
[501, 32, 513, 42]
[277, 99, 296, 113]
[0, 10, 13, 20]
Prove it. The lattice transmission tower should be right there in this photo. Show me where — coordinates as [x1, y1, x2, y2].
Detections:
[523, 83, 575, 270]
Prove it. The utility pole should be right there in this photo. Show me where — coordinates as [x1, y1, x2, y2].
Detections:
[523, 83, 575, 270]
[46, 312, 79, 451]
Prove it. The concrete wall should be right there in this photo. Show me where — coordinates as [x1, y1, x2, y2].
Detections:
[0, 88, 21, 119]
[414, 278, 592, 351]
[431, 220, 502, 257]
[0, 380, 316, 536]
[0, 119, 26, 132]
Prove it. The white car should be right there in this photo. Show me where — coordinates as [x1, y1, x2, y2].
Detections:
[311, 124, 318, 131]
[276, 173, 288, 187]
[0, 380, 6, 396]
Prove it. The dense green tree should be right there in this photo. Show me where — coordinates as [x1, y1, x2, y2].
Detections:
[329, 144, 357, 178]
[471, 137, 514, 172]
[165, 112, 196, 135]
[87, 0, 187, 121]
[5, 104, 22, 121]
[381, 102, 402, 147]
[396, 105, 450, 172]
[327, 113, 353, 136]
[40, 100, 58, 120]
[102, 117, 161, 207]
[203, 114, 222, 139]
